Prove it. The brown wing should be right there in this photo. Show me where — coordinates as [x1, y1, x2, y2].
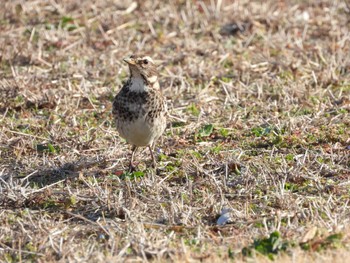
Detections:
[144, 89, 167, 122]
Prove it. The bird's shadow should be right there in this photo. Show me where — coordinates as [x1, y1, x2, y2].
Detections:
[24, 158, 108, 187]
[27, 162, 79, 186]
[0, 158, 128, 224]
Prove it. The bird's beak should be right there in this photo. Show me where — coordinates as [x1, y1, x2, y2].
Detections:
[123, 57, 136, 65]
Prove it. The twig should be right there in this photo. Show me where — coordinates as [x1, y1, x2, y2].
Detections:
[5, 129, 50, 141]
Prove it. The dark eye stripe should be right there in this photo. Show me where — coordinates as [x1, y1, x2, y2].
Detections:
[143, 59, 148, 64]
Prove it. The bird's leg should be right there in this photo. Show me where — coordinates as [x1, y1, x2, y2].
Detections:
[148, 145, 156, 168]
[129, 145, 138, 172]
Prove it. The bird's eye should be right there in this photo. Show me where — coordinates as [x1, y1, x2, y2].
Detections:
[143, 59, 148, 64]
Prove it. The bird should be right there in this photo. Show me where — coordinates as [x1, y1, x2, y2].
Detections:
[112, 55, 167, 171]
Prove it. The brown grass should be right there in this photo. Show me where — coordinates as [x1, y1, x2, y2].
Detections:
[0, 0, 349, 262]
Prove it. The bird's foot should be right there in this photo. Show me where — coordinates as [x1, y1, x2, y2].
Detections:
[128, 162, 138, 173]
[151, 161, 157, 169]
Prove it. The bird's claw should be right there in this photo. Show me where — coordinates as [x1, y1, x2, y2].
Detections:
[128, 162, 137, 173]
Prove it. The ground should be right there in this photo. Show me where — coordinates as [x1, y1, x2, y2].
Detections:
[0, 0, 350, 262]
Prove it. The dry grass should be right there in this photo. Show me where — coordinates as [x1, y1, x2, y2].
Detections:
[0, 0, 350, 262]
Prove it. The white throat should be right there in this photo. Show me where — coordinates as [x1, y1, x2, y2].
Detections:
[129, 76, 148, 92]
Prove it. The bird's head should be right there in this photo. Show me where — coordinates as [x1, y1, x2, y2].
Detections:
[124, 55, 158, 85]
